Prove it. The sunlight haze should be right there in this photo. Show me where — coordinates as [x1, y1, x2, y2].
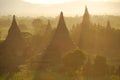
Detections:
[23, 0, 74, 4]
[0, 0, 119, 17]
[23, 0, 120, 4]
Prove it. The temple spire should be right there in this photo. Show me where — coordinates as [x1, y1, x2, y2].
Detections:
[47, 20, 51, 26]
[8, 15, 21, 36]
[49, 11, 76, 53]
[85, 6, 89, 15]
[46, 20, 52, 31]
[11, 15, 17, 27]
[57, 11, 66, 29]
[60, 11, 63, 16]
[106, 20, 111, 30]
[82, 6, 90, 27]
[13, 15, 16, 22]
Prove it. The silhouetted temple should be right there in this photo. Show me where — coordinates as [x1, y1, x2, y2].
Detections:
[45, 20, 52, 34]
[49, 12, 76, 53]
[82, 6, 90, 28]
[106, 20, 112, 30]
[4, 15, 25, 55]
[40, 12, 76, 70]
[0, 15, 25, 73]
[42, 20, 53, 52]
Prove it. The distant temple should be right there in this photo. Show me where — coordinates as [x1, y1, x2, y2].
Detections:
[82, 6, 91, 28]
[106, 20, 112, 30]
[78, 6, 91, 51]
[42, 20, 53, 52]
[45, 20, 52, 34]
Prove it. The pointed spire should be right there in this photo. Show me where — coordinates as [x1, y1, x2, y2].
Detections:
[11, 15, 17, 26]
[13, 15, 15, 20]
[58, 11, 65, 29]
[59, 11, 64, 21]
[60, 11, 63, 16]
[46, 20, 52, 30]
[55, 11, 70, 35]
[8, 15, 20, 34]
[85, 5, 88, 14]
[106, 20, 111, 30]
[6, 15, 23, 42]
[48, 20, 51, 26]
[45, 20, 52, 34]
[57, 11, 66, 28]
[84, 6, 89, 17]
[82, 6, 90, 26]
[48, 20, 51, 27]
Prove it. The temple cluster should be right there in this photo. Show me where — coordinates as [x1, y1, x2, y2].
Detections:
[0, 7, 120, 80]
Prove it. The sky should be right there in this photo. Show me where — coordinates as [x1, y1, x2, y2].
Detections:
[0, 0, 120, 17]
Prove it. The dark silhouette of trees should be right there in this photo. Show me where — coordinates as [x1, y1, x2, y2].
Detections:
[116, 65, 120, 78]
[82, 56, 93, 80]
[92, 55, 110, 80]
[32, 19, 51, 53]
[21, 32, 33, 59]
[32, 18, 45, 35]
[82, 55, 110, 80]
[62, 49, 86, 80]
[19, 23, 28, 32]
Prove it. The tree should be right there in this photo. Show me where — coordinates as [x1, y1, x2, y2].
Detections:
[82, 56, 93, 80]
[32, 18, 45, 35]
[19, 23, 28, 32]
[63, 49, 86, 80]
[92, 55, 110, 80]
[116, 65, 120, 78]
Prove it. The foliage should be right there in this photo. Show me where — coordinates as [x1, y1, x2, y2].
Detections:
[62, 49, 86, 79]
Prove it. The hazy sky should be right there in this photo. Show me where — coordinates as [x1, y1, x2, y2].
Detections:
[0, 0, 120, 17]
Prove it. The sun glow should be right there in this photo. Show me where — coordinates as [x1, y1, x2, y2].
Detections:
[23, 0, 74, 4]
